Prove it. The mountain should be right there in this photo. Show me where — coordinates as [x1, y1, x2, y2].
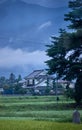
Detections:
[0, 0, 68, 51]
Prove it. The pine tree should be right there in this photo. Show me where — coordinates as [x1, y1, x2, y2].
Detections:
[64, 0, 82, 29]
[46, 0, 82, 105]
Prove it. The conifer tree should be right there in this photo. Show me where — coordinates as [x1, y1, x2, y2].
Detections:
[46, 0, 82, 104]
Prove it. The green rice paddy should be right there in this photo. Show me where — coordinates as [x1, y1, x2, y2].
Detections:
[0, 95, 82, 130]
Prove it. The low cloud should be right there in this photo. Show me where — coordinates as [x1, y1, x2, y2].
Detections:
[0, 47, 48, 68]
[23, 0, 69, 8]
[38, 21, 52, 30]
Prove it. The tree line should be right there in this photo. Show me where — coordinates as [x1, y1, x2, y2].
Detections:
[0, 73, 26, 95]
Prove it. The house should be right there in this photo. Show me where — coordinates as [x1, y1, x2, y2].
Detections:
[20, 69, 69, 95]
[20, 69, 54, 95]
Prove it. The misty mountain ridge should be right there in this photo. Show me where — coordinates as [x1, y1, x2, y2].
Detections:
[0, 0, 68, 51]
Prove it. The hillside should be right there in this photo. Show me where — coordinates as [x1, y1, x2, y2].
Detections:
[0, 0, 68, 51]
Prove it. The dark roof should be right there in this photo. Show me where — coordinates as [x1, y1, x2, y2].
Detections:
[25, 70, 44, 79]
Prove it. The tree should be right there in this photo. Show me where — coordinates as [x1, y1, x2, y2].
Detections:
[64, 0, 82, 105]
[9, 73, 16, 84]
[3, 84, 13, 94]
[46, 0, 82, 105]
[17, 74, 22, 81]
[0, 76, 6, 88]
[64, 0, 82, 29]
[14, 83, 26, 95]
[16, 74, 22, 83]
[46, 29, 70, 78]
[65, 83, 74, 99]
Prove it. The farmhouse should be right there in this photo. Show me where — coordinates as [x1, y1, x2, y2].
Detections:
[21, 70, 53, 94]
[19, 69, 66, 95]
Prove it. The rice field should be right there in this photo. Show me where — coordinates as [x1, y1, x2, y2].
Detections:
[0, 95, 77, 121]
[0, 120, 82, 130]
[0, 95, 82, 130]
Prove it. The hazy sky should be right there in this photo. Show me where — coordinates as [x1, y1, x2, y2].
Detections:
[23, 0, 69, 8]
[0, 0, 69, 8]
[0, 0, 69, 77]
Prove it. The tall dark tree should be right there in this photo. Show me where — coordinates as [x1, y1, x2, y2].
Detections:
[16, 74, 22, 83]
[46, 0, 82, 105]
[8, 73, 16, 86]
[65, 0, 82, 105]
[46, 29, 68, 77]
[64, 0, 82, 29]
[9, 73, 15, 83]
[0, 76, 6, 88]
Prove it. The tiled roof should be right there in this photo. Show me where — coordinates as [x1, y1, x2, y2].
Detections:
[25, 70, 44, 79]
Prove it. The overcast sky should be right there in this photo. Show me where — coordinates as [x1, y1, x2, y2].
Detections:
[0, 0, 69, 8]
[23, 0, 69, 8]
[0, 0, 69, 77]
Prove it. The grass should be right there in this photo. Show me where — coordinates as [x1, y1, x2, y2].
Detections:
[0, 120, 82, 130]
[0, 95, 82, 130]
[0, 95, 80, 121]
[0, 110, 73, 121]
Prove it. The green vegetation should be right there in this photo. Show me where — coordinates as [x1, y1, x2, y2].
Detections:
[46, 0, 82, 105]
[0, 95, 82, 129]
[0, 95, 82, 122]
[0, 0, 82, 129]
[0, 120, 82, 130]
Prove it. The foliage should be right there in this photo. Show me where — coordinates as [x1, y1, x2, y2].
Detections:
[46, 0, 82, 105]
[74, 73, 82, 105]
[45, 78, 51, 95]
[65, 84, 74, 99]
[3, 84, 13, 95]
[17, 75, 22, 82]
[1, 95, 82, 123]
[0, 73, 23, 95]
[9, 73, 16, 84]
[0, 76, 7, 88]
[64, 0, 82, 29]
[13, 83, 26, 95]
